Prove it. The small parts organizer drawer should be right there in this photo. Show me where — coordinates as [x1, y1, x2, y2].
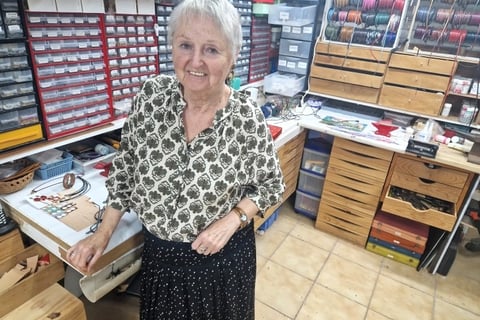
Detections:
[382, 154, 474, 232]
[315, 138, 394, 246]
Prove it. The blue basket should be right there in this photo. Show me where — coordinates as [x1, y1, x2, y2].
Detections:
[258, 208, 280, 232]
[35, 152, 73, 180]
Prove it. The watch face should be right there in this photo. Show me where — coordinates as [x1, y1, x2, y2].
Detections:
[241, 214, 248, 222]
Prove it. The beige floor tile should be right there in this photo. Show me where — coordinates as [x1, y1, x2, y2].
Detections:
[266, 211, 298, 234]
[256, 260, 313, 318]
[256, 228, 288, 258]
[436, 274, 480, 314]
[289, 222, 338, 252]
[255, 300, 292, 320]
[257, 254, 268, 272]
[449, 244, 480, 282]
[271, 235, 329, 280]
[365, 310, 392, 320]
[317, 254, 378, 305]
[381, 259, 436, 295]
[296, 283, 367, 320]
[333, 240, 384, 272]
[370, 275, 434, 320]
[433, 298, 480, 320]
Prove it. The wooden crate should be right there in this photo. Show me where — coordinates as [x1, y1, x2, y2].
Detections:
[0, 243, 65, 317]
[378, 53, 456, 116]
[1, 283, 86, 320]
[309, 42, 389, 104]
[315, 138, 394, 246]
[0, 229, 24, 262]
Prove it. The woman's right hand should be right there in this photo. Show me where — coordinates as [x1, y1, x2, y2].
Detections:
[66, 231, 110, 274]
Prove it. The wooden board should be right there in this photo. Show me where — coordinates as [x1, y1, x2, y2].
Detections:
[0, 229, 24, 262]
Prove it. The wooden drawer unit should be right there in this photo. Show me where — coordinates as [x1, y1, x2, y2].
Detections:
[315, 138, 394, 246]
[254, 130, 306, 230]
[378, 53, 455, 116]
[381, 154, 474, 232]
[0, 243, 65, 317]
[309, 42, 389, 104]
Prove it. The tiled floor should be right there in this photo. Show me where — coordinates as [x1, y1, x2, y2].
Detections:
[81, 199, 480, 319]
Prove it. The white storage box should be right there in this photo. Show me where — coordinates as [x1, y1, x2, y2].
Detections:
[268, 4, 317, 26]
[281, 24, 314, 41]
[294, 189, 320, 219]
[263, 71, 305, 97]
[278, 55, 309, 75]
[279, 38, 312, 59]
[297, 169, 325, 197]
[301, 148, 329, 175]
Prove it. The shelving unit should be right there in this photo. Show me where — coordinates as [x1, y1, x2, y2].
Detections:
[0, 0, 43, 152]
[25, 11, 113, 139]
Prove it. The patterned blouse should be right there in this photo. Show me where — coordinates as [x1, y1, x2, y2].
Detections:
[106, 75, 285, 242]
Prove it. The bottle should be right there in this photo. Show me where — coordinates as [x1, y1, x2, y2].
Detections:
[434, 134, 450, 144]
[441, 103, 452, 116]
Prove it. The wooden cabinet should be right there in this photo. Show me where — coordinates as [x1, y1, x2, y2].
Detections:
[381, 153, 475, 231]
[0, 229, 86, 319]
[253, 130, 307, 230]
[315, 137, 393, 246]
[378, 53, 455, 116]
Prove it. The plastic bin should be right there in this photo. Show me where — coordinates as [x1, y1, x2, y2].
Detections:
[297, 169, 325, 197]
[279, 38, 312, 59]
[258, 207, 280, 232]
[294, 189, 320, 219]
[281, 24, 314, 41]
[278, 55, 309, 75]
[268, 4, 317, 26]
[301, 148, 329, 175]
[34, 151, 73, 180]
[263, 71, 305, 97]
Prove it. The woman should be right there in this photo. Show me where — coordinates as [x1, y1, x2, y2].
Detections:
[66, 0, 285, 319]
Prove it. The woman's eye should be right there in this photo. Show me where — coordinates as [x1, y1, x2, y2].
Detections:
[206, 47, 218, 55]
[179, 43, 191, 50]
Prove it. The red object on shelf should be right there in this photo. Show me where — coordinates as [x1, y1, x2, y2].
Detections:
[268, 124, 282, 139]
[372, 121, 398, 137]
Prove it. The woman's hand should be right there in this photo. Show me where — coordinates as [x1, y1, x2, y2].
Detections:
[192, 212, 240, 255]
[66, 231, 110, 274]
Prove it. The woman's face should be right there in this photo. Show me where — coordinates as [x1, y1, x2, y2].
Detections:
[172, 15, 234, 94]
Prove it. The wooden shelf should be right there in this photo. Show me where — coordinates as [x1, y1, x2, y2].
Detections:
[0, 118, 125, 165]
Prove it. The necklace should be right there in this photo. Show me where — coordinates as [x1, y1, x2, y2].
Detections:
[30, 173, 76, 194]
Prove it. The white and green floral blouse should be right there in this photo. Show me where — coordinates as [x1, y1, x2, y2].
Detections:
[106, 75, 285, 242]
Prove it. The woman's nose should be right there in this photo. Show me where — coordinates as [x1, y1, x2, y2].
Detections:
[190, 49, 203, 66]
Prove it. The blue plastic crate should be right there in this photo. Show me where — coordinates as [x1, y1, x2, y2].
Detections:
[258, 208, 280, 232]
[34, 151, 73, 180]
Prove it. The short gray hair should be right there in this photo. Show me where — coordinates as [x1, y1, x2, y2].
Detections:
[168, 0, 243, 60]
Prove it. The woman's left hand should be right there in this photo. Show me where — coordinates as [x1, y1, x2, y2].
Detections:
[192, 212, 240, 255]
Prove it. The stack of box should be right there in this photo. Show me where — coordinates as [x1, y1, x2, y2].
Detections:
[366, 210, 429, 268]
[264, 3, 319, 97]
[294, 131, 331, 219]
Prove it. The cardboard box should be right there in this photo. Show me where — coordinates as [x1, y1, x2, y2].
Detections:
[81, 0, 105, 13]
[115, 0, 137, 14]
[27, 0, 57, 12]
[56, 0, 83, 12]
[137, 0, 155, 14]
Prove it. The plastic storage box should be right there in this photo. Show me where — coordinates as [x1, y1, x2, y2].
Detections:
[301, 148, 329, 175]
[34, 151, 73, 179]
[281, 24, 314, 41]
[278, 55, 309, 75]
[268, 4, 317, 26]
[294, 189, 320, 219]
[297, 169, 325, 197]
[279, 38, 312, 59]
[263, 71, 305, 97]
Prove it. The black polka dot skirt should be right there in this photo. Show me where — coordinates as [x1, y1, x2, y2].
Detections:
[140, 224, 256, 320]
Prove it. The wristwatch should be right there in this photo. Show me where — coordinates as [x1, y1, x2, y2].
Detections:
[232, 206, 249, 230]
